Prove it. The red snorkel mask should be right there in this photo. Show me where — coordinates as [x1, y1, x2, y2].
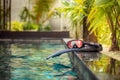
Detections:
[67, 40, 83, 48]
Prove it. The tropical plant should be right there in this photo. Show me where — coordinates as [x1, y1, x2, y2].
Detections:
[11, 21, 51, 31]
[11, 21, 39, 31]
[19, 7, 35, 22]
[11, 21, 24, 31]
[43, 24, 51, 31]
[57, 1, 84, 39]
[57, 0, 96, 41]
[94, 18, 111, 45]
[23, 22, 38, 31]
[88, 0, 120, 51]
[31, 0, 55, 24]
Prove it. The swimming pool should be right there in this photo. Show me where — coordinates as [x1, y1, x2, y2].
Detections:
[0, 40, 77, 80]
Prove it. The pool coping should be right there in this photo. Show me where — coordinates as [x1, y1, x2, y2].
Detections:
[63, 38, 99, 80]
[0, 31, 69, 39]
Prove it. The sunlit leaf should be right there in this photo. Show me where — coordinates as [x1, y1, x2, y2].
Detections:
[95, 0, 113, 6]
[117, 0, 120, 6]
[62, 1, 70, 6]
[88, 8, 105, 31]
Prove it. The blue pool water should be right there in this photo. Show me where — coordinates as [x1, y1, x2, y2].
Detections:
[0, 40, 77, 80]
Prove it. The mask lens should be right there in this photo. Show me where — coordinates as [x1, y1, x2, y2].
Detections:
[67, 40, 83, 48]
[76, 40, 83, 48]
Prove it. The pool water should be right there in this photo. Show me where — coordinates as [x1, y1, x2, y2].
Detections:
[0, 41, 77, 80]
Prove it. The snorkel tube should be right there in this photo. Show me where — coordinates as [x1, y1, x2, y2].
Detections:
[46, 40, 102, 60]
[46, 48, 82, 60]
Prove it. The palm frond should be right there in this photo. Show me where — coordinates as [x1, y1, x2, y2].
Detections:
[88, 7, 105, 32]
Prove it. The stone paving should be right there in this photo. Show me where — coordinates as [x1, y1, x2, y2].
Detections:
[102, 46, 120, 61]
[102, 51, 120, 61]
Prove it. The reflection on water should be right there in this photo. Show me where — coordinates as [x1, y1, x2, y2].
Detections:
[52, 63, 77, 77]
[0, 42, 11, 80]
[78, 52, 120, 80]
[77, 52, 101, 61]
[0, 41, 77, 80]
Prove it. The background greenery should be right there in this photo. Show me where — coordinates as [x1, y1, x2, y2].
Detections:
[56, 0, 120, 50]
[1, 0, 120, 50]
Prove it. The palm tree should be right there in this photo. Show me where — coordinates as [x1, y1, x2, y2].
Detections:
[88, 0, 120, 51]
[57, 0, 97, 41]
[32, 0, 55, 24]
[56, 1, 85, 39]
[82, 0, 97, 42]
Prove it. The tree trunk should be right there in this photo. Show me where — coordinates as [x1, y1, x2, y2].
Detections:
[106, 13, 119, 51]
[36, 13, 41, 24]
[109, 31, 119, 51]
[83, 16, 97, 42]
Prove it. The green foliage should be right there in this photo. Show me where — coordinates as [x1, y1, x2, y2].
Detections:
[32, 0, 55, 24]
[88, 0, 120, 48]
[117, 29, 120, 48]
[37, 23, 42, 31]
[94, 18, 111, 45]
[11, 21, 51, 31]
[58, 0, 120, 48]
[23, 22, 38, 31]
[95, 0, 113, 7]
[19, 7, 35, 22]
[57, 0, 86, 39]
[11, 21, 24, 31]
[11, 21, 39, 31]
[37, 23, 51, 31]
[44, 24, 51, 31]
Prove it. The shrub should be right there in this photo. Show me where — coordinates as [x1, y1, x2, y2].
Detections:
[23, 22, 38, 31]
[11, 21, 24, 31]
